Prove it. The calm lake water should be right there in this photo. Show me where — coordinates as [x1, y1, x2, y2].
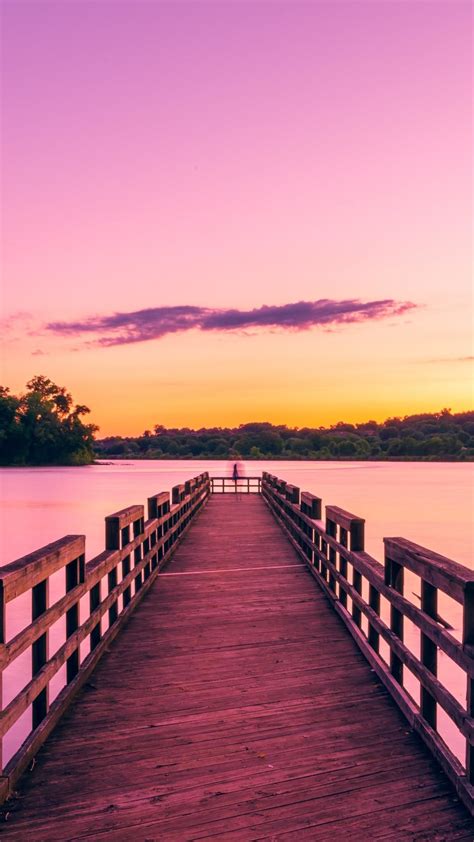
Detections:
[0, 460, 473, 767]
[2, 459, 472, 565]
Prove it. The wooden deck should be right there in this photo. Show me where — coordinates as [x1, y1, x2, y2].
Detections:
[2, 495, 472, 841]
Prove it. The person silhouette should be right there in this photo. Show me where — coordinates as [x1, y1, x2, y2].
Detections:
[232, 462, 239, 497]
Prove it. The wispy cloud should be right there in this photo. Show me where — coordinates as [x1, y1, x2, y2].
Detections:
[426, 355, 474, 364]
[0, 311, 37, 344]
[46, 298, 417, 348]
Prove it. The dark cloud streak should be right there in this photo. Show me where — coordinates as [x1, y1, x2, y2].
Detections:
[47, 299, 417, 347]
[426, 355, 474, 364]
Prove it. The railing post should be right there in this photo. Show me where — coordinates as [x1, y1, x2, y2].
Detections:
[66, 553, 85, 683]
[32, 577, 49, 728]
[350, 520, 364, 628]
[133, 516, 144, 592]
[368, 584, 380, 653]
[385, 548, 404, 685]
[105, 518, 121, 551]
[421, 579, 438, 729]
[105, 507, 144, 611]
[463, 582, 474, 784]
[122, 554, 131, 606]
[325, 508, 364, 621]
[325, 515, 337, 593]
[108, 564, 119, 622]
[286, 485, 300, 505]
[105, 518, 121, 624]
[120, 524, 131, 605]
[339, 527, 348, 608]
[90, 581, 101, 650]
[301, 493, 321, 570]
[143, 537, 151, 580]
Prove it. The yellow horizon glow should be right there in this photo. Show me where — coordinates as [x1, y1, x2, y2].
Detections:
[2, 272, 472, 438]
[3, 323, 471, 437]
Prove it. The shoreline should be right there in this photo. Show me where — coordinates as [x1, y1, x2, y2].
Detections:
[1, 455, 473, 468]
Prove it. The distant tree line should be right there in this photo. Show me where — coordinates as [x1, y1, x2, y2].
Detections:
[0, 377, 97, 465]
[96, 410, 474, 462]
[1, 378, 472, 465]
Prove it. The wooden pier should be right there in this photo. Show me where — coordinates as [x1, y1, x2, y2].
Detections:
[0, 473, 473, 839]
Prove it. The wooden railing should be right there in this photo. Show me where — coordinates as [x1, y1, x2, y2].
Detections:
[1, 469, 472, 812]
[0, 472, 210, 802]
[210, 476, 262, 493]
[261, 471, 474, 814]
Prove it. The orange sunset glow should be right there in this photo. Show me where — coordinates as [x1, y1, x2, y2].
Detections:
[1, 1, 472, 434]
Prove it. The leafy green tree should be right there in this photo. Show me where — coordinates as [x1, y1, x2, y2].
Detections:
[0, 377, 97, 465]
[380, 425, 399, 440]
[0, 387, 25, 463]
[337, 439, 357, 456]
[93, 409, 474, 462]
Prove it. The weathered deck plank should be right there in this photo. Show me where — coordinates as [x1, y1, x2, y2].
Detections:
[1, 495, 472, 840]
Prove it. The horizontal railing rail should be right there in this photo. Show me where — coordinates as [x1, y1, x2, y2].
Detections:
[261, 471, 474, 815]
[0, 472, 210, 802]
[210, 476, 262, 493]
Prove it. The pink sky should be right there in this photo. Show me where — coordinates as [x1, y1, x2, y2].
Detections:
[1, 1, 472, 434]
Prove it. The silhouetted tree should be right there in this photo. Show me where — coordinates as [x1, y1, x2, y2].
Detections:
[94, 410, 474, 462]
[0, 377, 98, 465]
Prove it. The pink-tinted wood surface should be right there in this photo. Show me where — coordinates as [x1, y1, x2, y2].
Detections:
[1, 496, 472, 840]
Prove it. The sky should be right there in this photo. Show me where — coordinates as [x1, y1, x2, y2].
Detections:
[1, 0, 472, 436]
